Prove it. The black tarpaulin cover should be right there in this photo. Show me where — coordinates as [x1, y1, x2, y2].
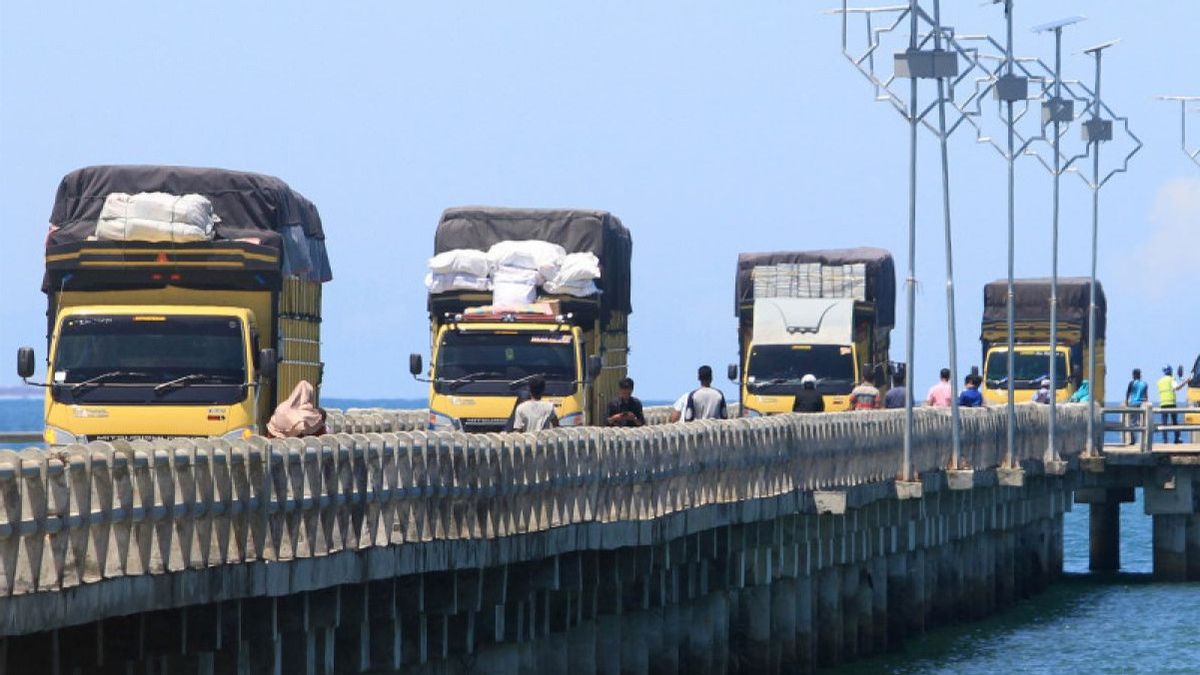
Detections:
[434, 206, 633, 314]
[735, 248, 896, 328]
[982, 278, 1106, 339]
[48, 165, 332, 282]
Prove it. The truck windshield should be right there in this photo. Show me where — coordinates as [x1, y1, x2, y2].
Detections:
[746, 344, 855, 395]
[984, 350, 1067, 389]
[434, 331, 577, 396]
[52, 315, 248, 405]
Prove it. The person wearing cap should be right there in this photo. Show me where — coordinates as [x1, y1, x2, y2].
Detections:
[1157, 365, 1187, 444]
[792, 373, 825, 413]
[1033, 378, 1052, 404]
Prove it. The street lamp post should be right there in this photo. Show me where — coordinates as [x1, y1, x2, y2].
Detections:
[1032, 16, 1084, 467]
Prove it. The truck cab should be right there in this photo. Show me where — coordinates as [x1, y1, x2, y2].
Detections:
[739, 298, 868, 414]
[419, 306, 599, 431]
[978, 279, 1106, 407]
[981, 343, 1073, 404]
[35, 305, 271, 444]
[17, 166, 331, 445]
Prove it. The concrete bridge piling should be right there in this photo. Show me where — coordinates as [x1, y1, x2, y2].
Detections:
[0, 405, 1088, 674]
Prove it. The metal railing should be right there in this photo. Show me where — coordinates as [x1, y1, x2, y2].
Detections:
[1102, 404, 1200, 451]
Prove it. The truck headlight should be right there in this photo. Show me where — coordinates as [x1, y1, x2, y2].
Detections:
[742, 407, 763, 418]
[559, 412, 583, 426]
[45, 425, 83, 445]
[221, 426, 256, 441]
[428, 412, 460, 431]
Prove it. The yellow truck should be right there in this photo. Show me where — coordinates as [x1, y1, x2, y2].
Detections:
[410, 207, 631, 431]
[980, 278, 1105, 405]
[730, 248, 896, 415]
[16, 166, 331, 444]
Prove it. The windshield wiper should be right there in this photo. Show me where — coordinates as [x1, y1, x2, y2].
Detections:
[154, 373, 218, 395]
[443, 371, 504, 390]
[69, 370, 148, 394]
[508, 372, 551, 389]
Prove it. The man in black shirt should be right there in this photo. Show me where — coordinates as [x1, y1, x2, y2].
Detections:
[606, 377, 646, 427]
[792, 373, 825, 413]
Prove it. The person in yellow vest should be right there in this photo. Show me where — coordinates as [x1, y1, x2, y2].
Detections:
[1158, 365, 1187, 444]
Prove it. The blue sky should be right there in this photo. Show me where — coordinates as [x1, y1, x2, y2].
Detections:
[1, 1, 1197, 401]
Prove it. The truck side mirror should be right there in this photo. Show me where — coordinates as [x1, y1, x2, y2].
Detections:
[586, 355, 603, 380]
[727, 364, 738, 382]
[409, 353, 423, 377]
[17, 347, 34, 380]
[258, 348, 277, 379]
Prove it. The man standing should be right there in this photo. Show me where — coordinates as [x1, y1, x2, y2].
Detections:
[925, 368, 953, 407]
[511, 376, 559, 432]
[1125, 368, 1148, 446]
[884, 371, 906, 409]
[958, 374, 983, 408]
[850, 375, 881, 410]
[606, 377, 646, 427]
[1158, 365, 1187, 444]
[792, 373, 825, 413]
[1033, 378, 1052, 404]
[683, 365, 728, 421]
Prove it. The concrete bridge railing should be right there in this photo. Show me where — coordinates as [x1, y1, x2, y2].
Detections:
[0, 404, 1086, 637]
[324, 405, 692, 433]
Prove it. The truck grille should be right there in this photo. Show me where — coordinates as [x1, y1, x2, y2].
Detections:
[91, 435, 205, 443]
[459, 418, 506, 433]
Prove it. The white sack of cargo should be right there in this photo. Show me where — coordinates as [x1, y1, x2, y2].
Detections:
[543, 278, 599, 297]
[427, 248, 491, 278]
[543, 252, 600, 296]
[487, 240, 564, 279]
[550, 252, 600, 283]
[425, 272, 492, 294]
[492, 265, 541, 305]
[94, 192, 217, 242]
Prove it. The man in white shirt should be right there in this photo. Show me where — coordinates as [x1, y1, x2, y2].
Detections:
[511, 376, 559, 431]
[669, 365, 728, 422]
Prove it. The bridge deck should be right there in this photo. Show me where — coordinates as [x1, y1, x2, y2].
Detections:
[1100, 442, 1200, 465]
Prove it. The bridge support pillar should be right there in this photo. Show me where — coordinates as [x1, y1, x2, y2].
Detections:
[815, 566, 842, 667]
[1085, 494, 1121, 573]
[1153, 514, 1188, 582]
[840, 565, 860, 663]
[1187, 515, 1200, 582]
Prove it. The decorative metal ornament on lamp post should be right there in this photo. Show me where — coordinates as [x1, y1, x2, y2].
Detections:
[1074, 41, 1142, 455]
[831, 0, 986, 480]
[1157, 95, 1200, 168]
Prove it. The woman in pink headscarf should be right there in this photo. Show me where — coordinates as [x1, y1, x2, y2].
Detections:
[267, 380, 327, 438]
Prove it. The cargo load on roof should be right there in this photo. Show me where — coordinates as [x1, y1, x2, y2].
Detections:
[47, 165, 331, 283]
[735, 247, 895, 328]
[981, 278, 1106, 339]
[433, 207, 632, 317]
